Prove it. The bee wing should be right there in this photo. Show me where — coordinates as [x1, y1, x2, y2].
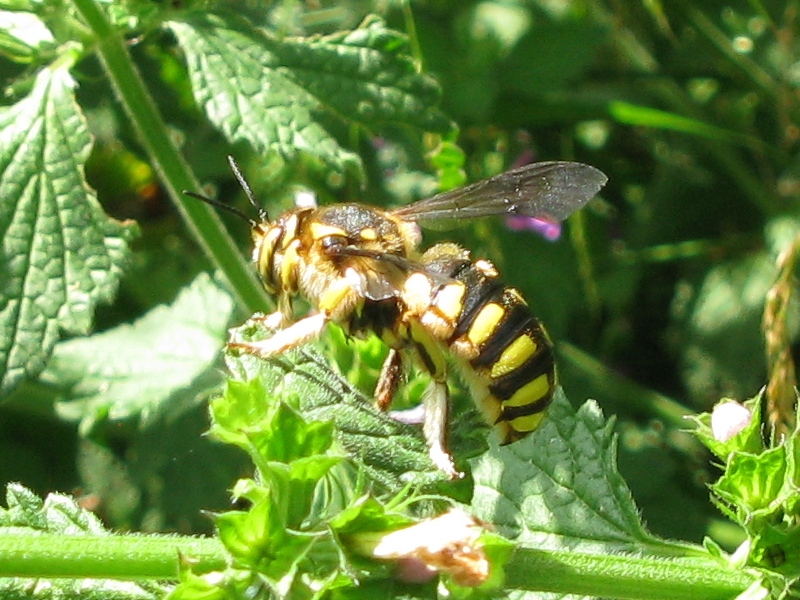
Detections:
[392, 161, 607, 225]
[330, 247, 419, 301]
[330, 247, 456, 302]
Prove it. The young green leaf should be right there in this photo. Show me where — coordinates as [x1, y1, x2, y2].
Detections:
[167, 13, 453, 175]
[40, 274, 233, 432]
[693, 396, 800, 589]
[751, 521, 800, 578]
[224, 319, 449, 489]
[215, 496, 313, 577]
[211, 378, 335, 462]
[712, 447, 788, 524]
[0, 66, 137, 396]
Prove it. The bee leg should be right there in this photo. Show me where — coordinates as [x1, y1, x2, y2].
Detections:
[375, 349, 404, 411]
[228, 312, 328, 359]
[252, 310, 287, 330]
[250, 295, 293, 330]
[405, 322, 462, 478]
[230, 278, 352, 359]
[422, 380, 462, 480]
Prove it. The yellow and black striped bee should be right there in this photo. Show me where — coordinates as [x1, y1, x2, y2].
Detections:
[188, 157, 606, 478]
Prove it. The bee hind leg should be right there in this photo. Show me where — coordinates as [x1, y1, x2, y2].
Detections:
[421, 380, 462, 480]
[228, 312, 328, 359]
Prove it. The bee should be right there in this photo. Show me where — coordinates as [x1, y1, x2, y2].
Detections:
[187, 156, 607, 478]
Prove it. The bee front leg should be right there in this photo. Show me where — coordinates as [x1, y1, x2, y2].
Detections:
[250, 295, 293, 330]
[228, 312, 329, 359]
[251, 310, 287, 330]
[231, 277, 354, 359]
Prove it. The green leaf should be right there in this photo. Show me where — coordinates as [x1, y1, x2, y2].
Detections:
[167, 568, 256, 600]
[0, 484, 160, 599]
[677, 253, 775, 400]
[677, 217, 800, 402]
[713, 447, 787, 523]
[470, 391, 666, 553]
[215, 497, 312, 578]
[211, 378, 335, 462]
[329, 496, 413, 536]
[502, 21, 608, 92]
[0, 66, 137, 395]
[607, 101, 764, 149]
[751, 523, 800, 577]
[224, 319, 447, 489]
[41, 274, 233, 432]
[1, 482, 106, 534]
[167, 13, 453, 175]
[210, 377, 341, 491]
[0, 10, 54, 64]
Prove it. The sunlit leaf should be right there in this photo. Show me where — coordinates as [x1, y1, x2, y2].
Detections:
[42, 274, 233, 432]
[0, 66, 137, 395]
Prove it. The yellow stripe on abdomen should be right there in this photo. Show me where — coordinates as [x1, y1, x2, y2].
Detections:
[490, 334, 537, 379]
[506, 411, 547, 436]
[503, 373, 550, 408]
[467, 303, 504, 347]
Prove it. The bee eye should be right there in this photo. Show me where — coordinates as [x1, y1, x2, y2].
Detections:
[320, 235, 346, 250]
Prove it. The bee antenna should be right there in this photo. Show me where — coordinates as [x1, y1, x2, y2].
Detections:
[183, 190, 258, 227]
[227, 155, 269, 222]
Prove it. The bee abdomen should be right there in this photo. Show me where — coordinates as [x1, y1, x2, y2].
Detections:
[423, 246, 556, 443]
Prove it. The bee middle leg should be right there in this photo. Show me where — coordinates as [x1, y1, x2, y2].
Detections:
[375, 349, 404, 411]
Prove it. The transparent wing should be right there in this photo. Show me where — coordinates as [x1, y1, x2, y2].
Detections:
[328, 246, 453, 301]
[391, 161, 607, 225]
[327, 246, 416, 301]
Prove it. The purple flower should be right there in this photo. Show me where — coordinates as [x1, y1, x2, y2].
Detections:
[505, 215, 563, 241]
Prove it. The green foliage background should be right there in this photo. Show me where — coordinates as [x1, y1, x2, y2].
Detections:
[1, 0, 799, 597]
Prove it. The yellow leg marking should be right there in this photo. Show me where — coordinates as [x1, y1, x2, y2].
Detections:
[228, 312, 328, 359]
[467, 303, 504, 346]
[255, 227, 282, 276]
[503, 373, 551, 408]
[409, 320, 447, 379]
[490, 334, 537, 379]
[317, 277, 354, 313]
[359, 227, 377, 241]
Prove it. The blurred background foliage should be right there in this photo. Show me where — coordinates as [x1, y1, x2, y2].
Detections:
[2, 0, 799, 550]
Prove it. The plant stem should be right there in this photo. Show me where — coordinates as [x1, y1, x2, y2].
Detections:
[0, 533, 225, 579]
[506, 547, 756, 600]
[71, 0, 269, 317]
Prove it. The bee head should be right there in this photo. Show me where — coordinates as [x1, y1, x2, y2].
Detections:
[251, 215, 292, 296]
